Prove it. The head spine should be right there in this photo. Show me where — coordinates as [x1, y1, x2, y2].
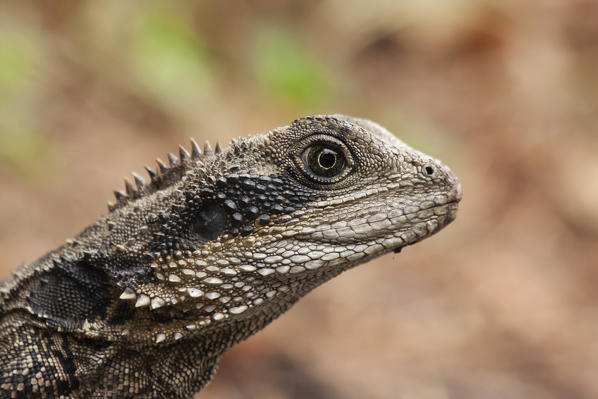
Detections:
[107, 139, 221, 212]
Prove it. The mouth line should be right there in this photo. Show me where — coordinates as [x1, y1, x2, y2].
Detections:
[291, 199, 461, 255]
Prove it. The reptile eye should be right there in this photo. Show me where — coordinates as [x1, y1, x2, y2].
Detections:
[298, 136, 353, 184]
[303, 144, 344, 177]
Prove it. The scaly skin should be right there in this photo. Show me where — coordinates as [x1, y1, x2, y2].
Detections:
[0, 115, 461, 398]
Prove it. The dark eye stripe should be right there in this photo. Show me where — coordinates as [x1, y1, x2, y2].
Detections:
[151, 173, 324, 254]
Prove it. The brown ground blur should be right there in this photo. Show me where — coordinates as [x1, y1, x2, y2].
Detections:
[1, 1, 598, 398]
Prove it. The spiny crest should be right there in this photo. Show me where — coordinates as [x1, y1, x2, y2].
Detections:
[107, 138, 238, 212]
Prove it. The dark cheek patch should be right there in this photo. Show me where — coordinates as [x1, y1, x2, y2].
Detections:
[191, 202, 227, 241]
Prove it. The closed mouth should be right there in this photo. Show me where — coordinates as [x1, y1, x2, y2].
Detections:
[392, 199, 460, 254]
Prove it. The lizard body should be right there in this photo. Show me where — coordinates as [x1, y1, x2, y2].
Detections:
[0, 115, 461, 398]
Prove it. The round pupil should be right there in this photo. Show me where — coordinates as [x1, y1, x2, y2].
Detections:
[318, 149, 337, 169]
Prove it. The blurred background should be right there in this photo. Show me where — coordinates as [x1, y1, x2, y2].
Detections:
[1, 1, 597, 398]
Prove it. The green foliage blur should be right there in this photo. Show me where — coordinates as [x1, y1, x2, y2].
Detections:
[254, 26, 334, 106]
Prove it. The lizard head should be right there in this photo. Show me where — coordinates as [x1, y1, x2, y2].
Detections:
[120, 114, 461, 345]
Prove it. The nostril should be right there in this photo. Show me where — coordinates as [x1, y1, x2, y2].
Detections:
[423, 165, 435, 177]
